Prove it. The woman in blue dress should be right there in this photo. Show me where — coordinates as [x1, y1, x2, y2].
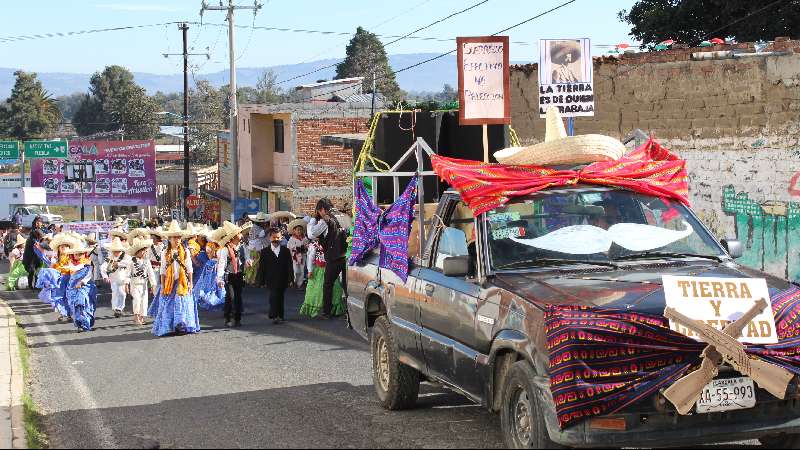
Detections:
[63, 244, 98, 332]
[151, 221, 200, 337]
[37, 234, 80, 320]
[193, 229, 226, 311]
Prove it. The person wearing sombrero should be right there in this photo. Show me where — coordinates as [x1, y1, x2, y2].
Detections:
[126, 237, 157, 327]
[215, 221, 252, 327]
[286, 218, 310, 288]
[84, 233, 104, 283]
[550, 39, 581, 84]
[39, 233, 82, 321]
[5, 234, 28, 291]
[193, 227, 227, 312]
[108, 227, 129, 246]
[64, 243, 99, 332]
[102, 237, 131, 318]
[244, 212, 269, 286]
[151, 221, 200, 337]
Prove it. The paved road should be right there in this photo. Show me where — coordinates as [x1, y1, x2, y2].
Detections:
[3, 284, 504, 449]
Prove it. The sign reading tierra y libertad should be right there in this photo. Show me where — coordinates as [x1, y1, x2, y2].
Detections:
[662, 275, 778, 345]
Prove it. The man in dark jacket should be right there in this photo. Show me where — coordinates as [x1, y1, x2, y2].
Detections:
[257, 228, 294, 324]
[314, 198, 348, 319]
[22, 229, 41, 290]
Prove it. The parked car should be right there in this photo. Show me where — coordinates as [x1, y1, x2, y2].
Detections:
[347, 185, 800, 448]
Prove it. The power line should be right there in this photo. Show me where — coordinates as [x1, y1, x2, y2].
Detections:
[0, 22, 183, 43]
[274, 0, 493, 86]
[312, 0, 579, 115]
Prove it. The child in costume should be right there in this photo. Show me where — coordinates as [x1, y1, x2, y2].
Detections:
[64, 244, 98, 332]
[257, 228, 294, 325]
[126, 237, 157, 327]
[5, 235, 27, 291]
[194, 229, 226, 311]
[286, 219, 309, 288]
[216, 221, 252, 327]
[43, 234, 82, 321]
[151, 221, 200, 337]
[299, 239, 345, 318]
[101, 237, 131, 318]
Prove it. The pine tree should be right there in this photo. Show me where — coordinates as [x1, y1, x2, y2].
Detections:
[335, 27, 403, 101]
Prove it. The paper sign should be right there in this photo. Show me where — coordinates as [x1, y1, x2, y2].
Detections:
[538, 38, 594, 118]
[662, 276, 778, 345]
[457, 36, 511, 125]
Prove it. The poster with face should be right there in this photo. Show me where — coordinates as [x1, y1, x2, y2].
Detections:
[95, 159, 110, 175]
[42, 159, 60, 175]
[538, 38, 594, 118]
[43, 178, 59, 193]
[111, 178, 128, 194]
[94, 178, 111, 194]
[60, 181, 76, 193]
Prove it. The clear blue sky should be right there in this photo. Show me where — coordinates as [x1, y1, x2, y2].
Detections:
[0, 0, 638, 75]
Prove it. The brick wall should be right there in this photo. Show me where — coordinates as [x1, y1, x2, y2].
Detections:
[511, 39, 800, 281]
[293, 117, 368, 215]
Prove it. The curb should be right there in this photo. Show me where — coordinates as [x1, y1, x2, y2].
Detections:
[0, 298, 25, 449]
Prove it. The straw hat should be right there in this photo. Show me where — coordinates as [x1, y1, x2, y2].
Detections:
[149, 226, 164, 238]
[551, 40, 581, 65]
[14, 234, 26, 248]
[494, 107, 626, 166]
[270, 211, 296, 222]
[248, 212, 270, 223]
[127, 228, 150, 241]
[206, 227, 227, 244]
[126, 237, 154, 257]
[109, 227, 128, 240]
[51, 234, 80, 252]
[217, 221, 253, 247]
[161, 220, 186, 238]
[84, 233, 98, 245]
[288, 218, 308, 233]
[183, 222, 202, 238]
[103, 237, 128, 253]
[64, 243, 95, 256]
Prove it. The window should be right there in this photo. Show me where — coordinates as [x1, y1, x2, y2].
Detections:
[274, 119, 285, 153]
[435, 227, 469, 271]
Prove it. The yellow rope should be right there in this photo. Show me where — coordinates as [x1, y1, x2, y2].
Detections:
[509, 125, 522, 148]
[354, 113, 391, 174]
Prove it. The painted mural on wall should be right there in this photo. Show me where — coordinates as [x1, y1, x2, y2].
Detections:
[722, 186, 800, 282]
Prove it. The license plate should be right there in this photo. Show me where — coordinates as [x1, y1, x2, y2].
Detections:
[696, 377, 756, 414]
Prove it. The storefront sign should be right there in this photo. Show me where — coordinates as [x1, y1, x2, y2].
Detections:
[539, 38, 594, 118]
[457, 36, 511, 125]
[662, 276, 778, 345]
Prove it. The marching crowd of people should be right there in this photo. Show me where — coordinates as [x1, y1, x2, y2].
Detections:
[3, 198, 350, 337]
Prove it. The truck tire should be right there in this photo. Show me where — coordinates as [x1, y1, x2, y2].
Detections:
[500, 361, 562, 449]
[371, 316, 420, 410]
[760, 434, 800, 448]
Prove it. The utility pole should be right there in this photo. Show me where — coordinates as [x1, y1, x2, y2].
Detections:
[201, 0, 263, 222]
[163, 23, 209, 222]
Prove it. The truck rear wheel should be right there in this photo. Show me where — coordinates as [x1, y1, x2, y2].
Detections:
[500, 361, 562, 449]
[371, 316, 420, 410]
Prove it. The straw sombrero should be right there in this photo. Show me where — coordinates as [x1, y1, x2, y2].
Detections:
[127, 228, 150, 241]
[149, 226, 164, 238]
[84, 233, 98, 245]
[494, 107, 626, 166]
[183, 222, 202, 238]
[161, 221, 185, 238]
[14, 234, 26, 248]
[288, 218, 308, 233]
[551, 40, 581, 65]
[270, 211, 296, 222]
[248, 212, 270, 223]
[103, 237, 128, 253]
[217, 221, 253, 247]
[64, 243, 95, 255]
[109, 228, 128, 240]
[51, 234, 80, 252]
[126, 237, 154, 256]
[206, 227, 227, 245]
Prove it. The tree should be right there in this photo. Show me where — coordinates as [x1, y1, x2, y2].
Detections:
[1, 71, 61, 140]
[335, 27, 403, 101]
[56, 92, 88, 122]
[73, 65, 159, 140]
[619, 0, 800, 47]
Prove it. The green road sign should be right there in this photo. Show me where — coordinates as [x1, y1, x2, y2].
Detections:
[0, 141, 20, 159]
[24, 140, 68, 159]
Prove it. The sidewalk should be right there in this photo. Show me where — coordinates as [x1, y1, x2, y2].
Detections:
[0, 295, 25, 449]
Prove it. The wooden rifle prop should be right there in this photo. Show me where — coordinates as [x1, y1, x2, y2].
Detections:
[662, 298, 795, 415]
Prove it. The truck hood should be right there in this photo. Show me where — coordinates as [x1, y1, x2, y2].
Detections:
[491, 260, 793, 316]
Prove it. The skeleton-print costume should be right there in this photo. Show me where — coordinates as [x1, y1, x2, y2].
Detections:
[101, 242, 131, 314]
[128, 255, 157, 318]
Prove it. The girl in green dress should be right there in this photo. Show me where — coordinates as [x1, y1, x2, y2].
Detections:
[299, 240, 345, 318]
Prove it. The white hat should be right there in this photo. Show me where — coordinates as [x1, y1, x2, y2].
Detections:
[248, 212, 270, 223]
[494, 107, 626, 166]
[161, 220, 186, 238]
[217, 221, 253, 247]
[269, 211, 296, 222]
[183, 222, 203, 238]
[288, 218, 308, 233]
[206, 227, 227, 244]
[126, 237, 154, 256]
[84, 233, 98, 244]
[103, 237, 128, 253]
[109, 228, 128, 240]
[14, 234, 26, 248]
[127, 228, 150, 241]
[64, 243, 95, 256]
[51, 234, 81, 252]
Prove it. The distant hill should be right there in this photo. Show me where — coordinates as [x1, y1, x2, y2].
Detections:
[0, 53, 533, 98]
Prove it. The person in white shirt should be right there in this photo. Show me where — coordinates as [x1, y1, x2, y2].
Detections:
[101, 237, 131, 318]
[216, 221, 252, 327]
[126, 238, 157, 327]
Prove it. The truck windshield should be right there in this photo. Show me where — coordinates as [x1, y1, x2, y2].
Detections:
[25, 206, 45, 215]
[486, 189, 725, 270]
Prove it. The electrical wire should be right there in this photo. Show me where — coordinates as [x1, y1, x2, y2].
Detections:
[0, 22, 184, 43]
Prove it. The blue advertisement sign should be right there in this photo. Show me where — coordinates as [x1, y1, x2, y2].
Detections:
[234, 198, 261, 219]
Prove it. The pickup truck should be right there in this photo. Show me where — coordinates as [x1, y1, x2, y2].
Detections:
[347, 184, 800, 448]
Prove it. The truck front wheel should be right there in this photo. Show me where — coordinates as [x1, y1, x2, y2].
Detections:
[371, 316, 420, 410]
[500, 361, 562, 449]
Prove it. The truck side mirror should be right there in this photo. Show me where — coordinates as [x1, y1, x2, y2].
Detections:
[721, 239, 744, 259]
[443, 256, 470, 277]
